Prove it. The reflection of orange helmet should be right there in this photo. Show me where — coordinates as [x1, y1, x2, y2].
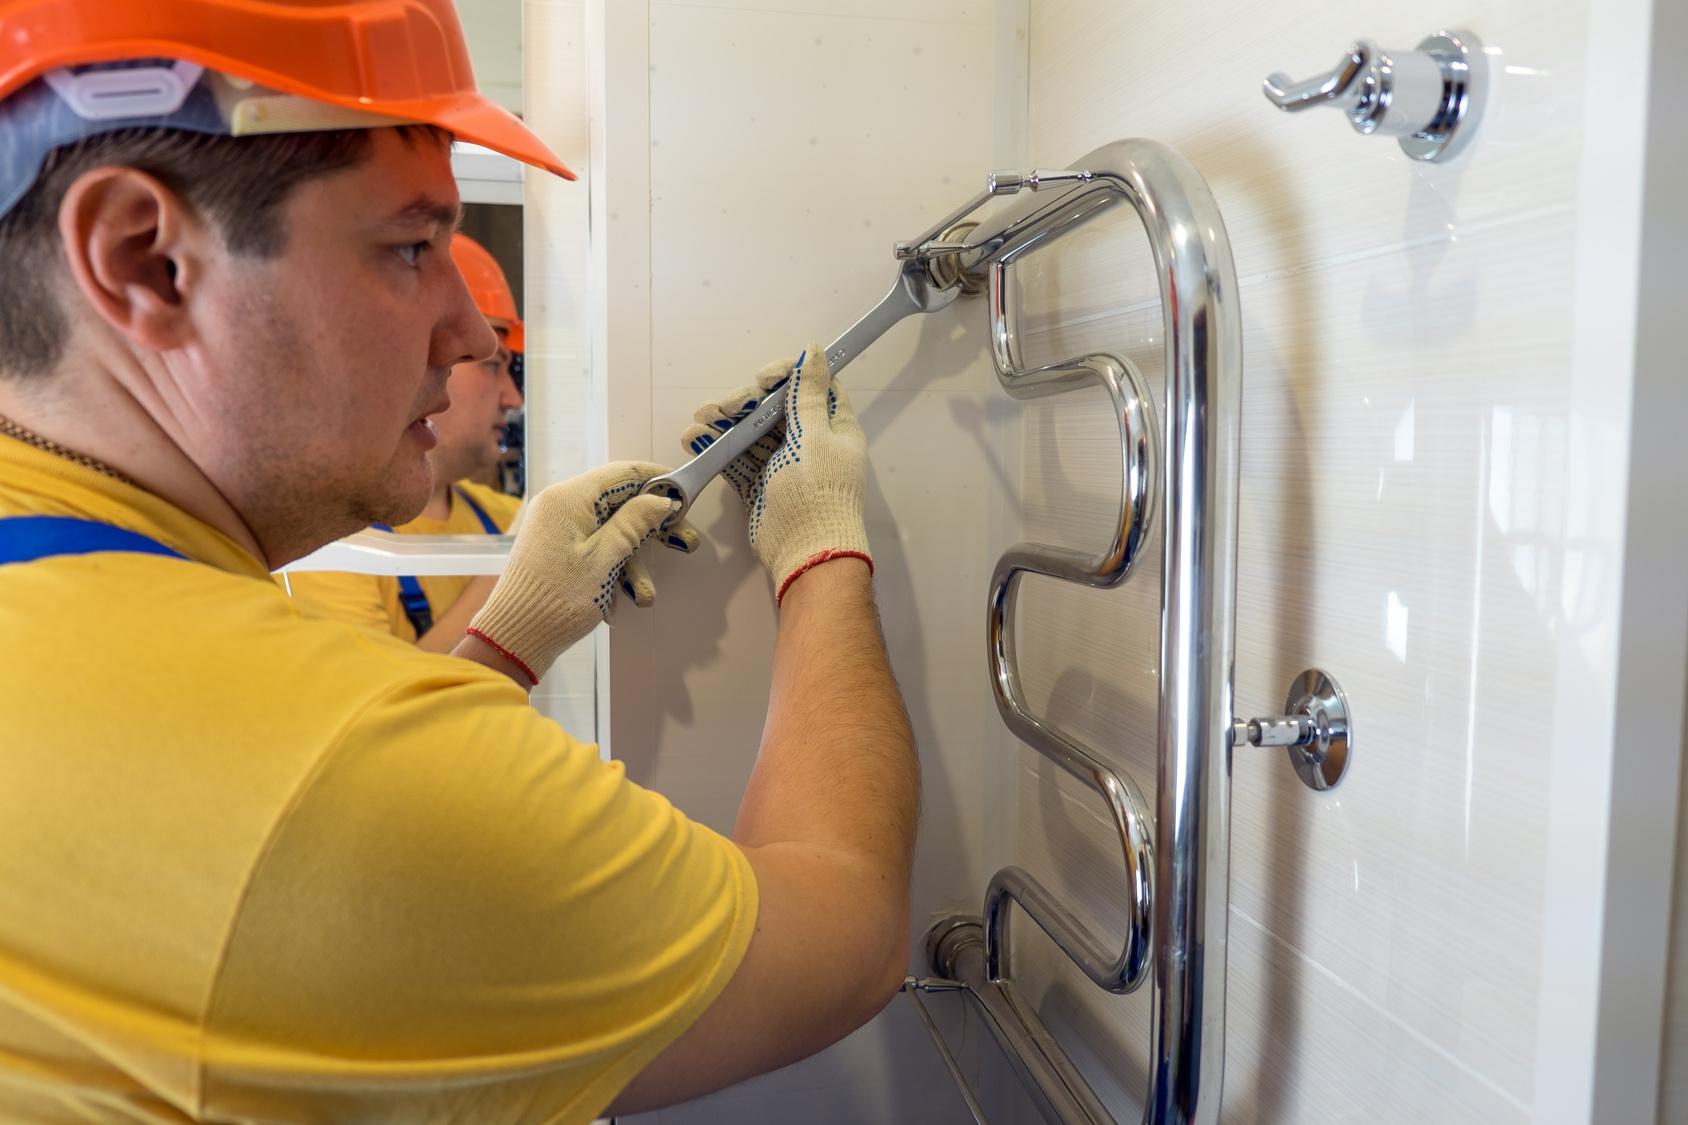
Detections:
[0, 0, 574, 180]
[450, 232, 523, 353]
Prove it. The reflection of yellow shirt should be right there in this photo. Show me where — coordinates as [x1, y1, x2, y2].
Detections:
[0, 437, 755, 1125]
[284, 480, 522, 641]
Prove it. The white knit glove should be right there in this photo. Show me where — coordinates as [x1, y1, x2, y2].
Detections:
[681, 343, 871, 604]
[467, 461, 695, 683]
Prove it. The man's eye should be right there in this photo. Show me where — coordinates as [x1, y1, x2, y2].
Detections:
[396, 241, 432, 267]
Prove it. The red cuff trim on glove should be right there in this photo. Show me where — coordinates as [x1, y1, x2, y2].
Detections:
[776, 549, 875, 606]
[465, 627, 541, 687]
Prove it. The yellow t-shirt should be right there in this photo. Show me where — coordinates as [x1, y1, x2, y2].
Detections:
[0, 437, 756, 1124]
[283, 479, 523, 642]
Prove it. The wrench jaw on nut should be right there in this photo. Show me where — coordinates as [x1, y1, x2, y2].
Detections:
[641, 253, 972, 531]
[641, 380, 791, 530]
[639, 476, 692, 531]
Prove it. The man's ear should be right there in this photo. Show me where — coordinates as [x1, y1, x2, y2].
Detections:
[57, 166, 207, 352]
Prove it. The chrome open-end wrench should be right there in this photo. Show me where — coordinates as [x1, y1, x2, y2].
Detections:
[639, 258, 962, 524]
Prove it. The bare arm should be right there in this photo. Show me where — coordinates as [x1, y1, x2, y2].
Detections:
[452, 630, 533, 691]
[608, 556, 917, 1113]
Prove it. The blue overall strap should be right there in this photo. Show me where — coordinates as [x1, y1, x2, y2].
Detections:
[369, 490, 501, 637]
[0, 515, 187, 566]
[452, 485, 503, 534]
[371, 521, 433, 637]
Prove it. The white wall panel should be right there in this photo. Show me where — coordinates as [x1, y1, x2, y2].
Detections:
[594, 1, 1023, 1120]
[523, 0, 599, 738]
[1001, 0, 1662, 1120]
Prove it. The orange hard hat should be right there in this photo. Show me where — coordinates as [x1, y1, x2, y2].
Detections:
[450, 232, 523, 353]
[0, 0, 574, 180]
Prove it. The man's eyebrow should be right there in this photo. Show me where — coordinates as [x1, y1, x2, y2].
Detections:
[381, 196, 463, 230]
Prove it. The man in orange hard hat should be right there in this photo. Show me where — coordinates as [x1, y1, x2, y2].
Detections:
[448, 229, 530, 493]
[0, 4, 916, 1124]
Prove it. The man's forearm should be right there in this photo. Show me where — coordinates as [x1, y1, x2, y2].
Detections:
[733, 559, 918, 877]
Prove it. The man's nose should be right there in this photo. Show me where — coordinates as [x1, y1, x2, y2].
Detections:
[501, 362, 524, 410]
[440, 274, 499, 369]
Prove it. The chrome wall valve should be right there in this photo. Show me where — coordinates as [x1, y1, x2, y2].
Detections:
[1263, 29, 1487, 162]
[1235, 668, 1354, 791]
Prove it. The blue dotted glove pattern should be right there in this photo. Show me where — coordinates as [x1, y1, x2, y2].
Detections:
[680, 350, 845, 546]
[590, 478, 661, 622]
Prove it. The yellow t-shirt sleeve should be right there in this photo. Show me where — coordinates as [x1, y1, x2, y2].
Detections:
[198, 674, 757, 1124]
[281, 569, 411, 641]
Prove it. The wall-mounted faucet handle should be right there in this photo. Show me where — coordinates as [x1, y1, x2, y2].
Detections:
[1262, 42, 1371, 111]
[1262, 29, 1487, 162]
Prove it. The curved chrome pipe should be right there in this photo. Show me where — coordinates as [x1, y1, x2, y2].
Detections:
[983, 348, 1159, 997]
[927, 919, 1117, 1125]
[975, 140, 1240, 1125]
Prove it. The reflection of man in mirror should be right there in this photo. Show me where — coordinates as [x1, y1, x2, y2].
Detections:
[285, 233, 524, 651]
[0, 1, 916, 1121]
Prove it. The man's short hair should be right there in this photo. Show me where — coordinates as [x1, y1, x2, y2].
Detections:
[0, 124, 446, 378]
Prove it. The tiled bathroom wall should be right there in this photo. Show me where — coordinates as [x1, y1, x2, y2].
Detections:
[1002, 1, 1677, 1121]
[521, 0, 1684, 1119]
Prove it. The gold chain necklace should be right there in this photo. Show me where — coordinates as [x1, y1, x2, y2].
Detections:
[0, 413, 140, 489]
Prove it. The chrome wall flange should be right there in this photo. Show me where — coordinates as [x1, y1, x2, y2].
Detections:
[1397, 31, 1486, 163]
[1235, 668, 1354, 791]
[925, 220, 987, 295]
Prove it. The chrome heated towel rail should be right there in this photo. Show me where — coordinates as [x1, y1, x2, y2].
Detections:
[656, 136, 1352, 1123]
[912, 139, 1241, 1125]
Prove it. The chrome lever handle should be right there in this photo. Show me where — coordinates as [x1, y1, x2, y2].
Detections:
[1262, 42, 1370, 111]
[1262, 29, 1488, 162]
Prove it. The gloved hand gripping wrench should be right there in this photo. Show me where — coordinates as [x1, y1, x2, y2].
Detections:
[639, 257, 964, 523]
[636, 166, 1072, 524]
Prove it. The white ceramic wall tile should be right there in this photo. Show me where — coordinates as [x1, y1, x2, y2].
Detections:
[1019, 0, 1586, 315]
[1003, 846, 1532, 1122]
[995, 0, 1612, 1119]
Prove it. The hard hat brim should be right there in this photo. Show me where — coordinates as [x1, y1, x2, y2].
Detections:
[0, 21, 576, 181]
[425, 91, 575, 182]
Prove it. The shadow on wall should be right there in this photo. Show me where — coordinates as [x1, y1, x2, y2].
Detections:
[852, 312, 1010, 928]
[621, 308, 1044, 1125]
[623, 309, 1002, 925]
